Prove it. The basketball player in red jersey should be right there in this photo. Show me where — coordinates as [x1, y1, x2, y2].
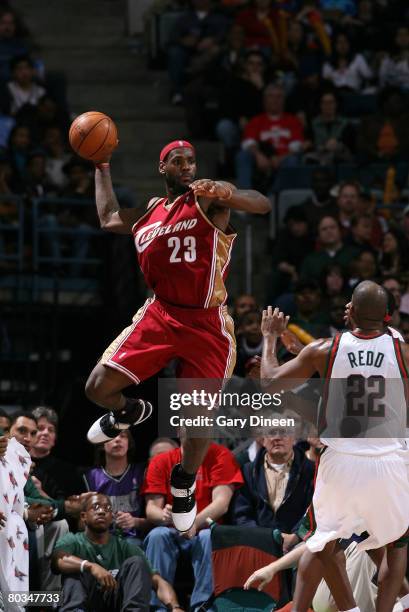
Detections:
[85, 140, 271, 531]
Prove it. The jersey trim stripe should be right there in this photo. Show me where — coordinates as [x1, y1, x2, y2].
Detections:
[204, 229, 218, 308]
[218, 306, 236, 378]
[392, 337, 409, 422]
[193, 196, 237, 239]
[319, 333, 342, 433]
[220, 235, 236, 305]
[351, 330, 387, 340]
[131, 199, 164, 234]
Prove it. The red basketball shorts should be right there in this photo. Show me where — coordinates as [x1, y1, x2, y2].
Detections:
[100, 297, 236, 383]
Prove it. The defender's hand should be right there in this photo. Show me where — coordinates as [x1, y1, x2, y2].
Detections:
[261, 306, 289, 338]
[244, 565, 275, 591]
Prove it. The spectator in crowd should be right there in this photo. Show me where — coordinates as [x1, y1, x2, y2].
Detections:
[0, 7, 29, 82]
[143, 441, 243, 611]
[300, 215, 359, 281]
[344, 213, 378, 254]
[0, 407, 10, 433]
[167, 0, 228, 104]
[16, 93, 70, 144]
[215, 50, 266, 154]
[290, 167, 336, 230]
[382, 277, 402, 328]
[306, 90, 354, 164]
[348, 248, 378, 289]
[235, 0, 281, 55]
[319, 0, 357, 18]
[344, 0, 382, 54]
[400, 204, 409, 243]
[234, 309, 263, 376]
[379, 228, 409, 278]
[356, 189, 387, 249]
[43, 125, 70, 189]
[269, 207, 314, 300]
[328, 294, 349, 334]
[30, 406, 85, 499]
[236, 82, 304, 191]
[319, 263, 349, 305]
[399, 314, 409, 343]
[21, 149, 54, 198]
[52, 493, 182, 612]
[278, 20, 308, 75]
[149, 437, 179, 459]
[291, 279, 330, 337]
[286, 55, 324, 126]
[232, 293, 258, 322]
[232, 429, 314, 531]
[6, 55, 46, 115]
[357, 86, 409, 161]
[335, 179, 360, 221]
[84, 431, 149, 543]
[322, 31, 372, 91]
[7, 123, 30, 180]
[379, 26, 409, 91]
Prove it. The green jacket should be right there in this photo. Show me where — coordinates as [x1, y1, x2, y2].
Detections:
[24, 475, 65, 521]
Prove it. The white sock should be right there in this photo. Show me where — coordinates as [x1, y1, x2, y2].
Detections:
[400, 593, 409, 608]
[341, 608, 360, 612]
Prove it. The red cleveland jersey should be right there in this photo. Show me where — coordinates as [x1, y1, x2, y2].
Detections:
[132, 189, 236, 308]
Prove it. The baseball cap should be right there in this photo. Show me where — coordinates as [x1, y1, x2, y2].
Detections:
[159, 140, 195, 163]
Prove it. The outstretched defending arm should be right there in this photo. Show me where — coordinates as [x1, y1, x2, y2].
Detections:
[95, 163, 143, 234]
[191, 179, 271, 215]
[261, 307, 330, 392]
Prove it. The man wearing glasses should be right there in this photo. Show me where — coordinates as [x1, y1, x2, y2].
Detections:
[52, 493, 184, 612]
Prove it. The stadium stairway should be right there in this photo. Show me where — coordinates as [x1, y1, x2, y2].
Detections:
[17, 0, 268, 300]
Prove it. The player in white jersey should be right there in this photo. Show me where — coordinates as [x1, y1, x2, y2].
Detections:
[261, 281, 409, 612]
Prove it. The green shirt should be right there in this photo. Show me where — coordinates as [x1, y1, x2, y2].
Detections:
[300, 245, 359, 282]
[54, 531, 154, 574]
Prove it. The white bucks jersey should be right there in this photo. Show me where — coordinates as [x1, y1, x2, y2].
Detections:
[320, 330, 409, 455]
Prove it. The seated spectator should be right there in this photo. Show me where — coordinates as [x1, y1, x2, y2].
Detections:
[300, 215, 359, 281]
[379, 26, 409, 91]
[291, 279, 331, 337]
[290, 166, 337, 231]
[379, 228, 409, 278]
[348, 248, 378, 289]
[0, 7, 29, 82]
[236, 82, 305, 191]
[234, 309, 263, 377]
[382, 276, 403, 329]
[344, 0, 382, 54]
[30, 406, 85, 499]
[232, 429, 314, 531]
[286, 55, 324, 126]
[0, 407, 10, 433]
[7, 123, 30, 180]
[6, 55, 46, 115]
[16, 93, 70, 144]
[328, 294, 349, 334]
[323, 31, 372, 92]
[215, 50, 266, 154]
[269, 207, 315, 301]
[143, 441, 243, 611]
[149, 437, 179, 459]
[43, 125, 70, 189]
[84, 431, 149, 543]
[20, 149, 54, 198]
[319, 263, 349, 304]
[167, 0, 228, 104]
[400, 204, 409, 243]
[232, 293, 258, 324]
[344, 213, 378, 254]
[235, 0, 281, 56]
[337, 186, 359, 242]
[52, 493, 182, 612]
[306, 90, 354, 164]
[278, 20, 308, 74]
[357, 86, 409, 162]
[356, 189, 387, 249]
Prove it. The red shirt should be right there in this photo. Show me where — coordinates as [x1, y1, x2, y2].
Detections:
[142, 443, 244, 513]
[242, 112, 304, 156]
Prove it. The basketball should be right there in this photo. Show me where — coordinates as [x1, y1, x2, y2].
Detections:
[69, 111, 118, 163]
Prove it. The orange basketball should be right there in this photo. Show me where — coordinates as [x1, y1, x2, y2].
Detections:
[69, 111, 118, 163]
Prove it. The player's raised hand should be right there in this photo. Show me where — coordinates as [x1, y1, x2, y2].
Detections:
[261, 306, 289, 337]
[190, 179, 232, 200]
[244, 565, 275, 591]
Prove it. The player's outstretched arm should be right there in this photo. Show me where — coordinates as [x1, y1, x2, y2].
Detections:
[190, 179, 271, 214]
[261, 306, 329, 393]
[95, 164, 142, 234]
